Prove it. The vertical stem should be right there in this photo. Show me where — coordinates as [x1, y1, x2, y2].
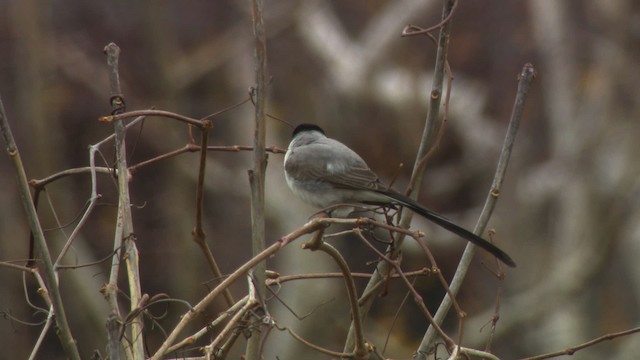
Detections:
[246, 0, 268, 359]
[104, 43, 144, 360]
[343, 0, 457, 352]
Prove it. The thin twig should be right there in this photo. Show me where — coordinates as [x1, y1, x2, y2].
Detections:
[400, 0, 458, 37]
[29, 113, 147, 189]
[190, 125, 235, 308]
[280, 325, 356, 358]
[99, 109, 212, 129]
[53, 188, 101, 267]
[353, 229, 454, 348]
[0, 261, 37, 273]
[28, 271, 55, 360]
[217, 318, 246, 359]
[383, 276, 417, 355]
[206, 279, 260, 355]
[28, 308, 53, 360]
[23, 270, 50, 315]
[519, 326, 640, 360]
[265, 269, 431, 285]
[148, 217, 325, 360]
[409, 235, 464, 317]
[29, 166, 112, 188]
[165, 296, 250, 355]
[201, 96, 252, 120]
[56, 248, 119, 270]
[129, 144, 284, 173]
[452, 345, 500, 360]
[302, 238, 370, 359]
[26, 143, 286, 187]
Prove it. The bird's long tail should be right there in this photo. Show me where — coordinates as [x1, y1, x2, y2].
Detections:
[378, 190, 516, 267]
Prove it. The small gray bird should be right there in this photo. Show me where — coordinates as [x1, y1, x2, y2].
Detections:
[284, 124, 516, 267]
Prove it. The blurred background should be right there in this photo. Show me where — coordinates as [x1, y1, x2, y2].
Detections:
[1, 0, 639, 359]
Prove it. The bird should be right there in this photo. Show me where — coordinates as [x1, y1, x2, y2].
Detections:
[283, 123, 516, 267]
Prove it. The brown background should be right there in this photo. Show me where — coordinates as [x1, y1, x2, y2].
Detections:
[1, 1, 639, 359]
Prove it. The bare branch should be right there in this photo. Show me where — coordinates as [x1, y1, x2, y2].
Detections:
[190, 123, 235, 308]
[344, 0, 458, 352]
[165, 295, 250, 355]
[149, 217, 326, 359]
[205, 279, 259, 356]
[246, 0, 269, 358]
[416, 63, 536, 357]
[302, 233, 370, 359]
[99, 109, 212, 129]
[280, 325, 356, 358]
[520, 326, 640, 360]
[353, 229, 454, 348]
[400, 0, 458, 38]
[103, 42, 144, 359]
[0, 98, 81, 359]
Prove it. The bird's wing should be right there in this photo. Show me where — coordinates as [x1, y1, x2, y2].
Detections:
[324, 165, 384, 190]
[285, 139, 385, 190]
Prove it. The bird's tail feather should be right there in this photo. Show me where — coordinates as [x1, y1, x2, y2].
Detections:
[379, 190, 516, 267]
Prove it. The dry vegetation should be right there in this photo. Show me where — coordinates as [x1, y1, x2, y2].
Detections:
[1, 1, 640, 359]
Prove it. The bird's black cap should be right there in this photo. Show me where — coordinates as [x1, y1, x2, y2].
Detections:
[292, 124, 325, 138]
